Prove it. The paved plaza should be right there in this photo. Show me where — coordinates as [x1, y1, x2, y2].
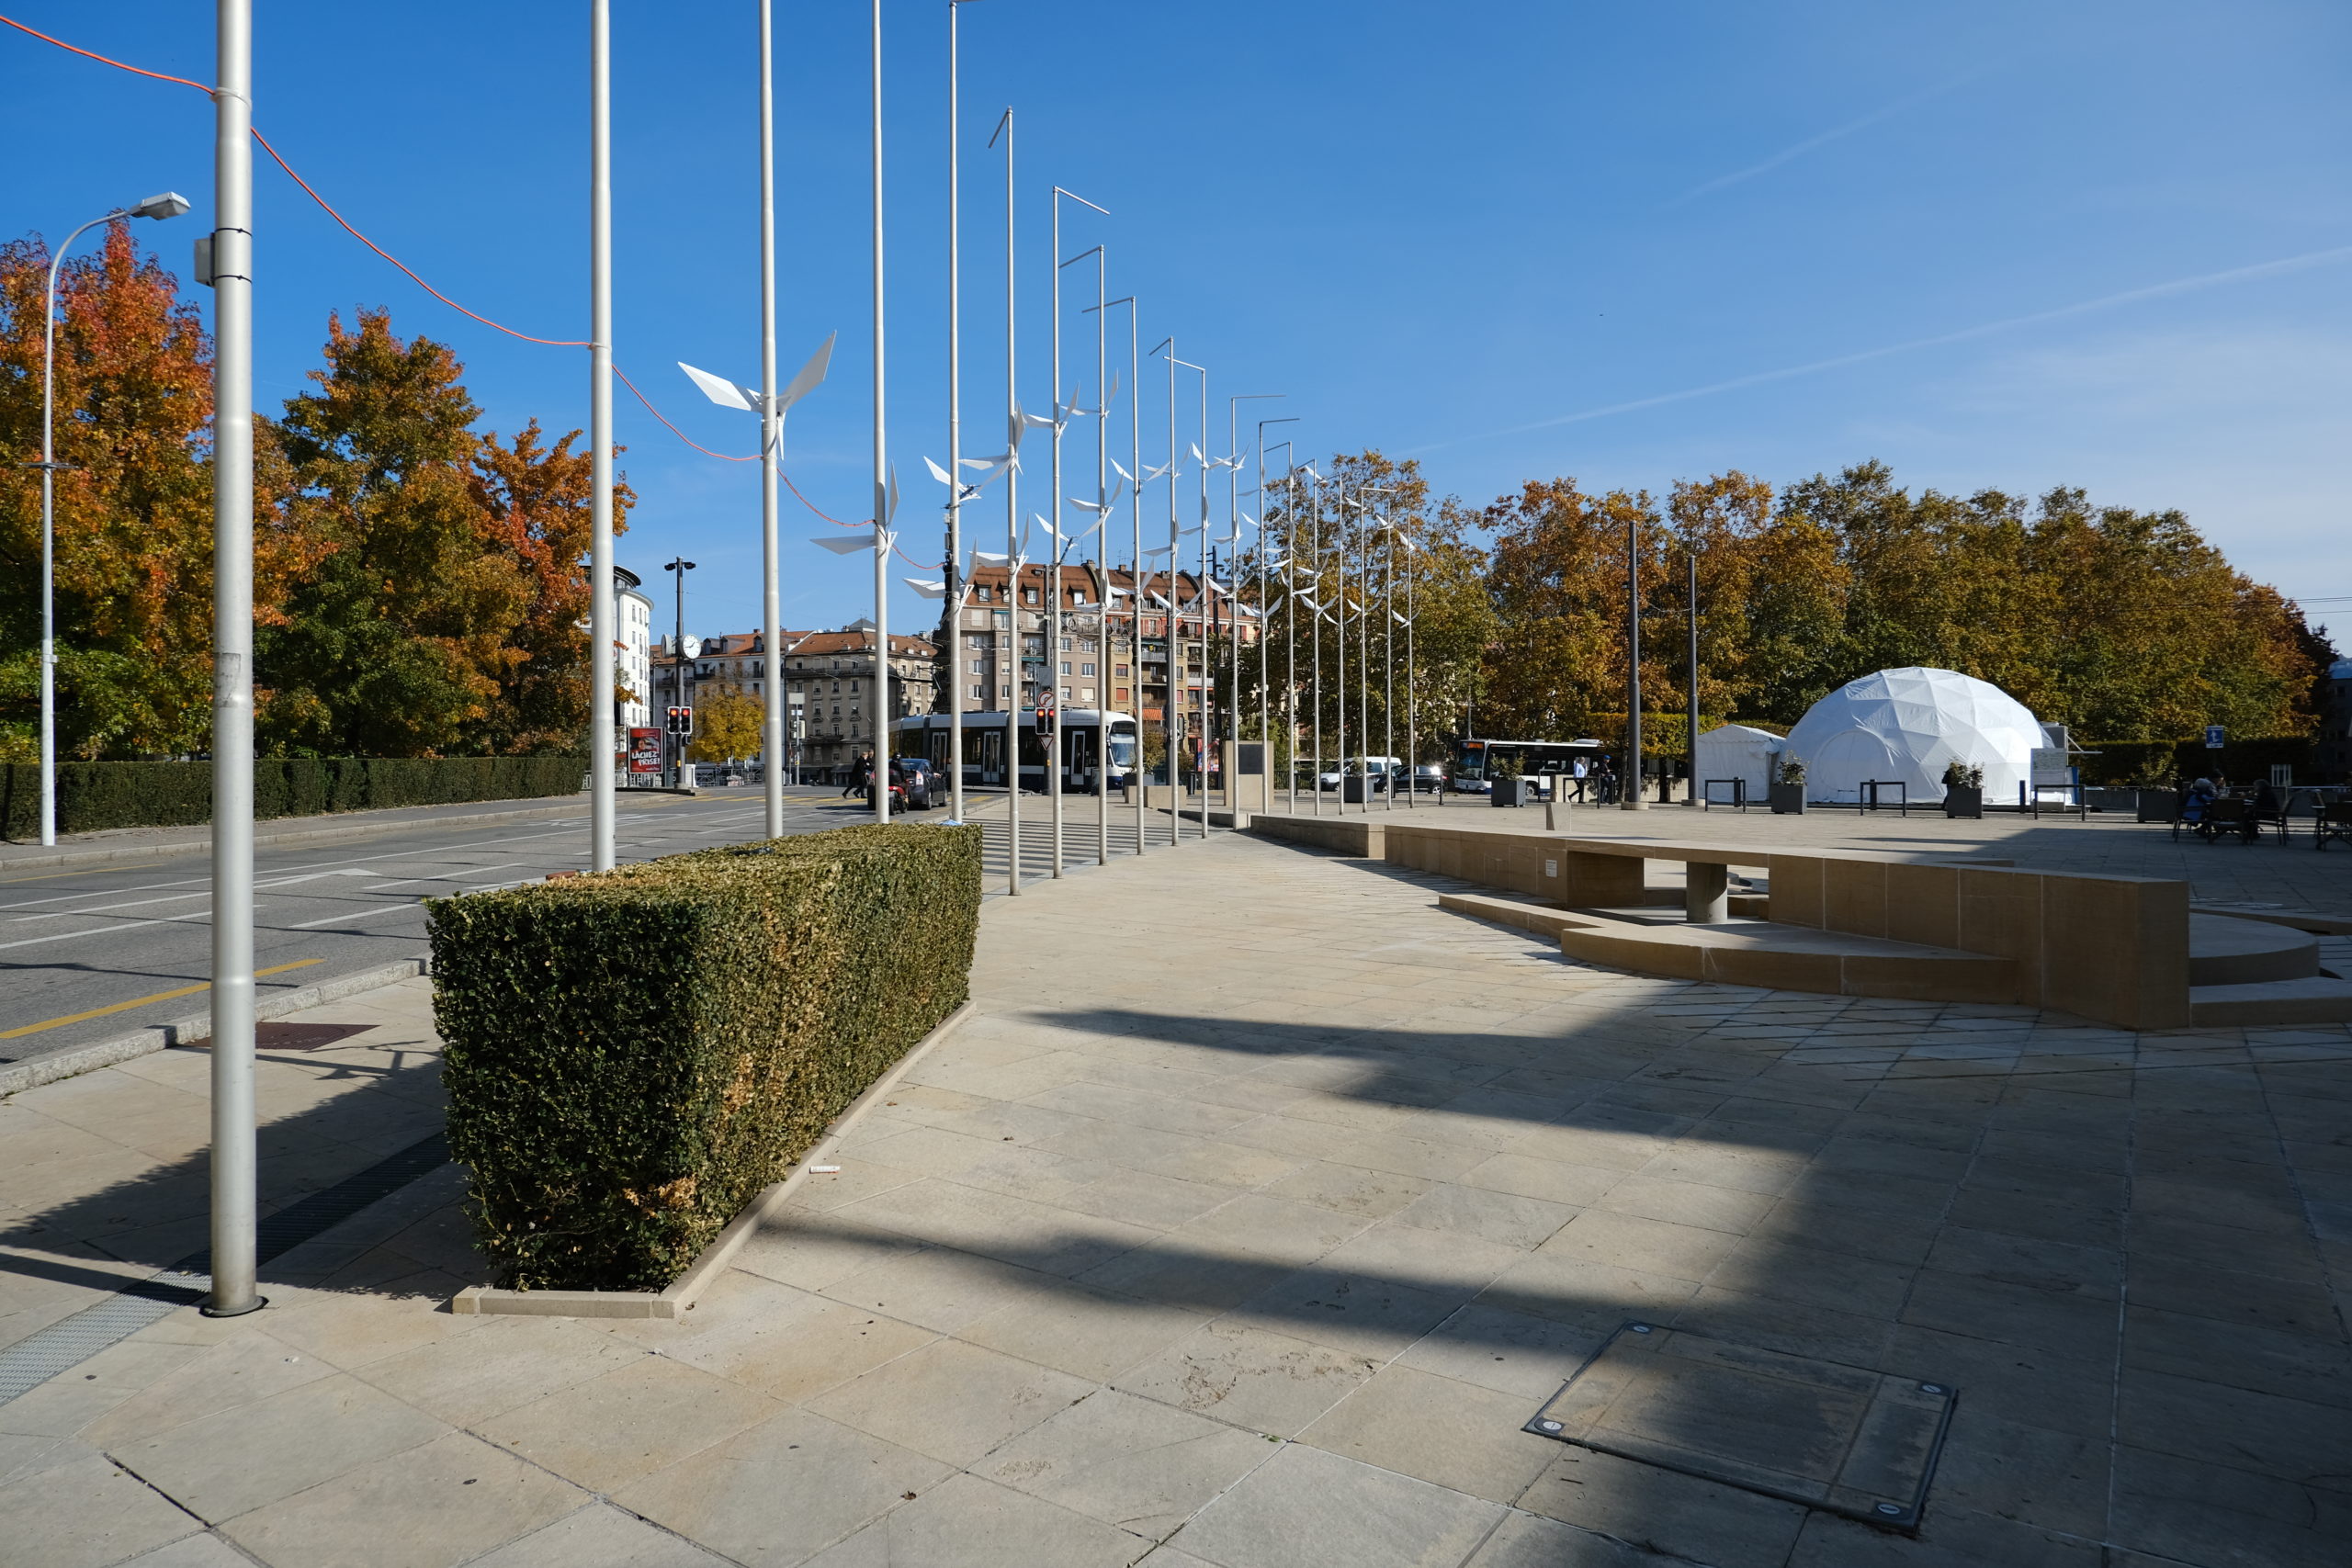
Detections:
[2, 807, 2347, 1567]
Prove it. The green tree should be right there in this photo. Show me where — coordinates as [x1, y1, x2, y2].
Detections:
[258, 310, 526, 756]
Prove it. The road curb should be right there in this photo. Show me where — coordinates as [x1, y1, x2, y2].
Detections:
[0, 958, 431, 1099]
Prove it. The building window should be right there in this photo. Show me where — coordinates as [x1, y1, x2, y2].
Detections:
[970, 684, 984, 699]
[1115, 687, 1130, 703]
[1116, 663, 1130, 677]
[1061, 686, 1073, 701]
[1058, 660, 1071, 675]
[1080, 662, 1095, 677]
[1060, 637, 1072, 651]
[1023, 588, 1038, 605]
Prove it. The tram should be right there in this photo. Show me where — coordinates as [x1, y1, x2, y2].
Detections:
[891, 709, 1139, 794]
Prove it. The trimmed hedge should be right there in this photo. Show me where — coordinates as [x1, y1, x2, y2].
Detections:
[427, 821, 983, 1292]
[0, 755, 586, 840]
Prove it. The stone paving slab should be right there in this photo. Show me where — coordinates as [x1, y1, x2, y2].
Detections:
[1, 822, 2347, 1566]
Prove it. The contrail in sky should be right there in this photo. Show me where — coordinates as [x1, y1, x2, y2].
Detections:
[1658, 78, 1974, 209]
[1411, 243, 2352, 454]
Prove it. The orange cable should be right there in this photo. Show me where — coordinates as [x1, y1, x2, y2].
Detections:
[251, 130, 589, 346]
[8, 10, 897, 524]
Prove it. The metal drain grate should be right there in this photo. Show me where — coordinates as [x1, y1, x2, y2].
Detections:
[0, 1132, 450, 1405]
[1525, 1321, 1958, 1532]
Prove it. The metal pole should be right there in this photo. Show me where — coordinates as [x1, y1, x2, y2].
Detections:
[588, 0, 616, 872]
[944, 0, 965, 827]
[870, 0, 890, 827]
[1048, 197, 1063, 876]
[1310, 470, 1323, 817]
[1093, 253, 1109, 866]
[1407, 529, 1417, 810]
[1687, 540, 1699, 810]
[205, 0, 260, 1319]
[989, 109, 1017, 889]
[1187, 360, 1209, 840]
[1623, 504, 1645, 811]
[1155, 338, 1179, 847]
[1119, 299, 1142, 855]
[1385, 526, 1395, 812]
[758, 0, 784, 836]
[1334, 477, 1348, 817]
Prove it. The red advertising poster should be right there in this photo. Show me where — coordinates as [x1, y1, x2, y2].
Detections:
[628, 727, 663, 774]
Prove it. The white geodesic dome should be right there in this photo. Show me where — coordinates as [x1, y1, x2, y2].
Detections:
[1781, 668, 2042, 804]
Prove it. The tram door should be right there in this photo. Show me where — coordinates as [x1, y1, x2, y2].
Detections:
[1068, 727, 1095, 793]
[976, 727, 1002, 784]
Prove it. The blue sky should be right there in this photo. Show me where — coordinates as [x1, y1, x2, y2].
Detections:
[10, 0, 2349, 645]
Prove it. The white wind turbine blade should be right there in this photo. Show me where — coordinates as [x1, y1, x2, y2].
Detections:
[971, 549, 1010, 565]
[923, 457, 956, 488]
[1394, 611, 1410, 626]
[775, 332, 835, 412]
[1069, 498, 1112, 514]
[886, 465, 900, 523]
[811, 535, 873, 555]
[1189, 442, 1205, 465]
[902, 577, 947, 599]
[1111, 458, 1134, 485]
[679, 361, 757, 412]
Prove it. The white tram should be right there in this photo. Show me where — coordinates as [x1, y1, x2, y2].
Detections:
[890, 709, 1138, 794]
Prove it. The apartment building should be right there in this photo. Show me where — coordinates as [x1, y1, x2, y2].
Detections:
[933, 562, 1258, 763]
[651, 624, 936, 775]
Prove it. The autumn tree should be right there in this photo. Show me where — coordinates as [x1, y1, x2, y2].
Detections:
[686, 688, 764, 763]
[0, 223, 217, 760]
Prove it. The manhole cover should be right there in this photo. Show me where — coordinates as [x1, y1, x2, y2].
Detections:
[187, 1022, 377, 1054]
[1524, 1322, 1955, 1532]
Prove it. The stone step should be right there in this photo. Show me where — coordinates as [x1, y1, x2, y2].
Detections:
[2188, 977, 2352, 1026]
[1555, 918, 2018, 1004]
[2188, 914, 2321, 987]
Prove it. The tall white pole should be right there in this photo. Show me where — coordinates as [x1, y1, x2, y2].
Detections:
[1092, 253, 1109, 866]
[944, 0, 965, 826]
[870, 0, 891, 825]
[1047, 198, 1063, 876]
[758, 0, 785, 838]
[990, 109, 1017, 890]
[588, 0, 616, 871]
[1311, 472, 1323, 817]
[1335, 478, 1348, 818]
[1119, 299, 1142, 855]
[1157, 339, 1178, 847]
[1384, 526, 1395, 811]
[1190, 363, 1209, 840]
[205, 0, 259, 1318]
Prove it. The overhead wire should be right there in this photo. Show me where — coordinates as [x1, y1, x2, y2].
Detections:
[5, 10, 890, 539]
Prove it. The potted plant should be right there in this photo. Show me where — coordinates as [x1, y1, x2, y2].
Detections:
[1941, 760, 1984, 818]
[1490, 753, 1527, 807]
[1769, 755, 1805, 815]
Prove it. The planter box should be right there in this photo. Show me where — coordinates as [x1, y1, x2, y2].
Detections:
[1491, 778, 1530, 807]
[1768, 783, 1805, 815]
[1943, 785, 1983, 819]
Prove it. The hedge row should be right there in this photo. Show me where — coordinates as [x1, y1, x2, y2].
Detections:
[0, 756, 585, 840]
[428, 821, 983, 1292]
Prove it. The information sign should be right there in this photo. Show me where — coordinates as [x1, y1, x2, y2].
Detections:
[628, 727, 662, 774]
[2204, 725, 2225, 750]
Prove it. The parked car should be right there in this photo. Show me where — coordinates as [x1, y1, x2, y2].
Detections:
[1409, 763, 1447, 794]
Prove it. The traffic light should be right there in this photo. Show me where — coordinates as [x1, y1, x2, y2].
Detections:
[666, 705, 695, 737]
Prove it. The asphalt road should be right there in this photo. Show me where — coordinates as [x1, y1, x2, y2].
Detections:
[0, 784, 1204, 1073]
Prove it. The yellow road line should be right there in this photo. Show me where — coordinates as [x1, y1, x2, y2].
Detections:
[0, 863, 119, 887]
[0, 958, 325, 1041]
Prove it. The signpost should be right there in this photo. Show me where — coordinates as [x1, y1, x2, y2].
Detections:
[2205, 725, 2225, 750]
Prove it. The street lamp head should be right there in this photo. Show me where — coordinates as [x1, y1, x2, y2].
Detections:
[130, 192, 191, 221]
[666, 558, 697, 572]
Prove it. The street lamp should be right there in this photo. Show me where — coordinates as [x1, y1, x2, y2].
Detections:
[1225, 396, 1281, 810]
[1084, 293, 1143, 855]
[29, 191, 187, 849]
[1046, 187, 1108, 876]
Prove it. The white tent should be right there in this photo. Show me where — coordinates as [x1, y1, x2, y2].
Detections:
[1780, 668, 2042, 804]
[1692, 725, 1782, 805]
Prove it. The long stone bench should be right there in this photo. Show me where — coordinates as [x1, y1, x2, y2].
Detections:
[1382, 822, 2193, 1029]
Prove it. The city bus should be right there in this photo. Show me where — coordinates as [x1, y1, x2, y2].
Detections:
[892, 709, 1139, 795]
[1451, 735, 1607, 794]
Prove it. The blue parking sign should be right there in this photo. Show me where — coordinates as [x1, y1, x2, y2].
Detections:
[2204, 725, 2224, 749]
